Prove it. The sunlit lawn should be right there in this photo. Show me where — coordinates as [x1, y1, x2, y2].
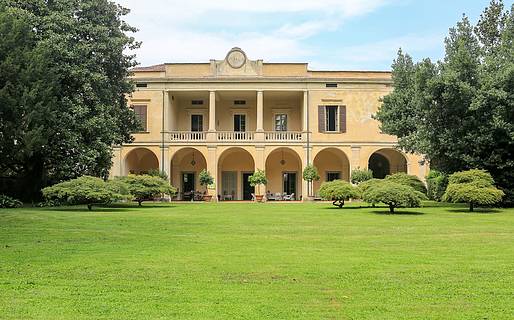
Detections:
[1, 202, 513, 319]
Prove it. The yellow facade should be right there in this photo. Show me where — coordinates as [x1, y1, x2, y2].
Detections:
[111, 47, 428, 201]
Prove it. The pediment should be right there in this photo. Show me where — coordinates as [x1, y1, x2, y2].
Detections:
[211, 47, 262, 77]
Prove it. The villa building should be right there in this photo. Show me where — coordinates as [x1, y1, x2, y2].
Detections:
[110, 47, 428, 201]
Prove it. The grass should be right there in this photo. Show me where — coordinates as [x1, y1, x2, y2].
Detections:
[1, 202, 514, 319]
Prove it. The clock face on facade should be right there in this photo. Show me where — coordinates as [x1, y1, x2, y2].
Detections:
[226, 49, 246, 69]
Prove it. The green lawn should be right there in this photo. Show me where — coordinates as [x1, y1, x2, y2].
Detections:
[1, 202, 514, 319]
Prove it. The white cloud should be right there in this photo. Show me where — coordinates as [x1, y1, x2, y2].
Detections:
[115, 0, 393, 66]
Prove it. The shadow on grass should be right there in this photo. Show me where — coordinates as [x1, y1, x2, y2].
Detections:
[447, 208, 501, 214]
[371, 210, 425, 215]
[321, 206, 370, 210]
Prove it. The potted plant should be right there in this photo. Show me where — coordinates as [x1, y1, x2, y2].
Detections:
[199, 169, 214, 202]
[248, 169, 267, 202]
[302, 164, 320, 201]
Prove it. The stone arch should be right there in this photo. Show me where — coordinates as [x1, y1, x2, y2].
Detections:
[124, 148, 159, 175]
[368, 148, 408, 179]
[265, 147, 303, 200]
[312, 148, 351, 195]
[170, 147, 208, 200]
[217, 147, 255, 200]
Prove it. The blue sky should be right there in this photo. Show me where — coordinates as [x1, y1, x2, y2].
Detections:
[117, 0, 494, 70]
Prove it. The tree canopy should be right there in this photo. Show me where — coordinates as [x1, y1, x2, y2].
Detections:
[318, 180, 358, 208]
[362, 180, 426, 213]
[117, 175, 176, 206]
[443, 169, 504, 211]
[385, 173, 427, 195]
[0, 0, 140, 200]
[375, 1, 514, 205]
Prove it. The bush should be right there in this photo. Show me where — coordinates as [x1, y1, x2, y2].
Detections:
[385, 172, 427, 194]
[302, 164, 320, 182]
[0, 195, 22, 208]
[351, 168, 373, 185]
[42, 176, 130, 210]
[198, 169, 214, 187]
[318, 180, 358, 208]
[443, 169, 504, 212]
[426, 170, 448, 201]
[356, 179, 382, 197]
[362, 180, 426, 213]
[117, 175, 176, 206]
[147, 169, 168, 180]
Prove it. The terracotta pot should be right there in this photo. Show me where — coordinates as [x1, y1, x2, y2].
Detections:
[255, 195, 264, 202]
[203, 195, 213, 202]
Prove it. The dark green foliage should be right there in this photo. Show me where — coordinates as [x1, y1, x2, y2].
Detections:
[356, 179, 383, 197]
[302, 165, 320, 182]
[426, 170, 449, 201]
[362, 180, 426, 213]
[385, 172, 427, 194]
[0, 0, 140, 201]
[375, 1, 514, 206]
[42, 176, 130, 210]
[0, 194, 22, 208]
[351, 168, 373, 185]
[443, 169, 504, 211]
[198, 169, 214, 187]
[318, 180, 358, 208]
[147, 169, 168, 181]
[248, 170, 267, 187]
[117, 175, 176, 206]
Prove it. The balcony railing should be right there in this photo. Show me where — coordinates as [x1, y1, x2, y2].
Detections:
[264, 131, 303, 142]
[167, 131, 206, 141]
[164, 131, 303, 142]
[217, 131, 255, 141]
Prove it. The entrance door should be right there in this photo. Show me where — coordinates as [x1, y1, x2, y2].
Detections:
[283, 172, 297, 199]
[221, 171, 237, 200]
[242, 173, 255, 201]
[182, 172, 195, 193]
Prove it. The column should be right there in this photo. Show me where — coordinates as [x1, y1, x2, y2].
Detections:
[255, 146, 265, 197]
[207, 146, 218, 202]
[161, 147, 170, 180]
[351, 146, 361, 173]
[110, 147, 122, 179]
[209, 91, 216, 132]
[163, 91, 171, 132]
[302, 90, 309, 142]
[256, 90, 264, 132]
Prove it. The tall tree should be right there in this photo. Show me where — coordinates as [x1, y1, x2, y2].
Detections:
[375, 1, 514, 205]
[0, 0, 140, 200]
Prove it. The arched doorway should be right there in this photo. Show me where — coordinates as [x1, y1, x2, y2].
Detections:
[218, 148, 255, 200]
[265, 147, 302, 200]
[313, 148, 350, 195]
[124, 148, 159, 175]
[368, 148, 407, 179]
[170, 148, 207, 200]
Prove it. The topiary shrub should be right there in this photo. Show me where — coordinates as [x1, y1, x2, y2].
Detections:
[117, 174, 176, 206]
[362, 180, 426, 213]
[385, 172, 427, 194]
[42, 176, 130, 210]
[198, 169, 214, 187]
[351, 168, 373, 185]
[443, 169, 504, 212]
[318, 180, 358, 208]
[426, 170, 448, 201]
[0, 195, 23, 208]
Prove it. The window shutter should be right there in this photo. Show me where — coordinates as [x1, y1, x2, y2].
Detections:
[339, 105, 346, 133]
[318, 105, 325, 132]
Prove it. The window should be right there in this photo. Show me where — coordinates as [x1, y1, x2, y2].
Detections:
[136, 83, 147, 88]
[234, 100, 246, 105]
[132, 105, 147, 131]
[326, 83, 338, 88]
[191, 100, 204, 105]
[326, 172, 341, 182]
[274, 114, 288, 131]
[234, 114, 246, 132]
[191, 114, 203, 132]
[325, 106, 339, 132]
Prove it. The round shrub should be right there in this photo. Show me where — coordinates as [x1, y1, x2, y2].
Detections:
[385, 172, 427, 194]
[318, 180, 358, 208]
[362, 180, 426, 213]
[0, 195, 22, 208]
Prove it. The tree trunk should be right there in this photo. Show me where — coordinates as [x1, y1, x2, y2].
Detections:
[339, 200, 344, 208]
[469, 202, 474, 212]
[389, 204, 395, 213]
[138, 200, 142, 206]
[87, 204, 92, 211]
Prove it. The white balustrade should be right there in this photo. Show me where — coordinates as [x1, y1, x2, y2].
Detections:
[167, 131, 206, 141]
[264, 131, 303, 142]
[216, 131, 255, 141]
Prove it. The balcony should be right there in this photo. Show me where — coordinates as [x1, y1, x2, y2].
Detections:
[164, 131, 303, 143]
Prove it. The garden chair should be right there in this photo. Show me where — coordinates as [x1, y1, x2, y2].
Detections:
[283, 193, 295, 201]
